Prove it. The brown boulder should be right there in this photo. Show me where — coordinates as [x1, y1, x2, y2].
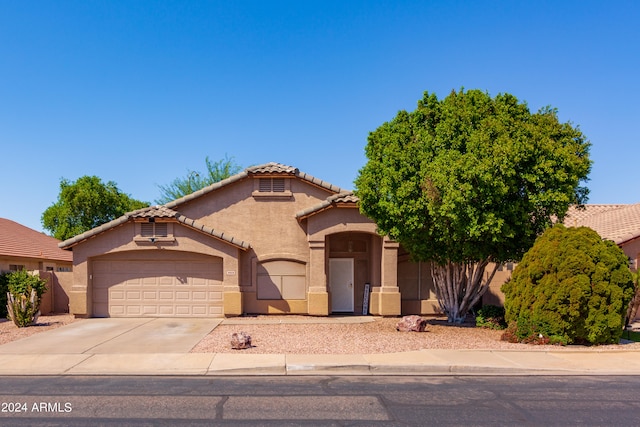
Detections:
[396, 315, 428, 332]
[231, 331, 252, 349]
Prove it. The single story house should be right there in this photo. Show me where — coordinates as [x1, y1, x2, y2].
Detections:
[60, 162, 445, 318]
[0, 218, 73, 273]
[0, 218, 73, 313]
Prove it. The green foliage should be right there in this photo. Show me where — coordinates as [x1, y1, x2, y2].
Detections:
[155, 155, 242, 204]
[42, 176, 148, 240]
[7, 290, 40, 327]
[355, 89, 592, 265]
[354, 88, 591, 322]
[0, 273, 8, 318]
[3, 270, 47, 327]
[502, 225, 634, 345]
[475, 305, 507, 330]
[5, 269, 47, 298]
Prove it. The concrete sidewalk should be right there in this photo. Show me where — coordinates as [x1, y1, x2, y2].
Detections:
[0, 317, 639, 376]
[0, 347, 639, 376]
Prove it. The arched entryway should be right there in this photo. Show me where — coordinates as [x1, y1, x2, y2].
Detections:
[327, 232, 381, 314]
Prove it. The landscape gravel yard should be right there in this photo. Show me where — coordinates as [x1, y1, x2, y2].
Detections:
[1, 314, 639, 354]
[190, 315, 640, 354]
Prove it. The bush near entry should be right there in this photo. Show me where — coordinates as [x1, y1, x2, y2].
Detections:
[475, 305, 507, 330]
[3, 270, 47, 327]
[502, 224, 634, 345]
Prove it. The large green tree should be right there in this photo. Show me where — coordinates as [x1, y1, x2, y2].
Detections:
[355, 89, 592, 323]
[155, 155, 242, 204]
[42, 176, 148, 240]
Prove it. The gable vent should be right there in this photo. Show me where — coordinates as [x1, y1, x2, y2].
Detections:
[259, 178, 286, 192]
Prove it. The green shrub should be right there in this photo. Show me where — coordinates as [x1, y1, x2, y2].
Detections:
[3, 270, 47, 327]
[475, 305, 507, 330]
[502, 224, 634, 345]
[0, 272, 8, 318]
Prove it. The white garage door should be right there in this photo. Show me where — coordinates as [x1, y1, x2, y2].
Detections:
[92, 258, 224, 317]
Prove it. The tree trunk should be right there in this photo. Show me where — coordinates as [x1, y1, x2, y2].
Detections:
[431, 258, 499, 323]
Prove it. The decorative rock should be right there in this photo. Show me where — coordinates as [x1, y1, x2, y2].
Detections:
[396, 315, 428, 332]
[231, 331, 252, 349]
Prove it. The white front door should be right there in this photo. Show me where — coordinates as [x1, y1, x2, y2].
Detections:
[329, 258, 354, 312]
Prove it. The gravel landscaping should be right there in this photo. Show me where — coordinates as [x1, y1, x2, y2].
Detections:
[190, 315, 640, 354]
[1, 314, 639, 354]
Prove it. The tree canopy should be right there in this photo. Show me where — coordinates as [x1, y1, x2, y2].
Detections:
[155, 155, 242, 204]
[355, 89, 592, 322]
[42, 176, 148, 240]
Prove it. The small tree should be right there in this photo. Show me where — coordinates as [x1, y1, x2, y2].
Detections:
[355, 89, 591, 323]
[627, 271, 640, 326]
[42, 176, 148, 240]
[502, 225, 634, 345]
[5, 270, 48, 327]
[155, 155, 242, 204]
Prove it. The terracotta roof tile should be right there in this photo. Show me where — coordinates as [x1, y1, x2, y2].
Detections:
[563, 204, 640, 244]
[296, 192, 359, 220]
[0, 218, 72, 263]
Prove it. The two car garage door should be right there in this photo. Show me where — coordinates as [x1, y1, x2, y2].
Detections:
[92, 256, 224, 318]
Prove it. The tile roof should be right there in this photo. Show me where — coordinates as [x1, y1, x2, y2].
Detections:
[563, 204, 640, 244]
[59, 206, 249, 250]
[165, 162, 343, 209]
[296, 191, 359, 220]
[0, 218, 72, 263]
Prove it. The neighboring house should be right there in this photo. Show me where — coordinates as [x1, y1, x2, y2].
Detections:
[0, 218, 73, 313]
[563, 204, 640, 270]
[60, 162, 445, 318]
[0, 218, 73, 273]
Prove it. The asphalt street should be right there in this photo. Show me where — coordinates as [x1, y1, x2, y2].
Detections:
[1, 375, 639, 426]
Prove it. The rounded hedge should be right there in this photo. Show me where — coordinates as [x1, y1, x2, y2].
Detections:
[502, 224, 634, 345]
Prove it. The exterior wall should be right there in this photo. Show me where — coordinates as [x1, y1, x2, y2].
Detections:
[38, 271, 73, 314]
[620, 237, 640, 271]
[0, 256, 72, 274]
[68, 221, 242, 317]
[176, 177, 339, 315]
[306, 208, 401, 316]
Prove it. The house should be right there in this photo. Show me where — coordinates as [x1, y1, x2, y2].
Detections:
[0, 218, 74, 313]
[61, 163, 443, 318]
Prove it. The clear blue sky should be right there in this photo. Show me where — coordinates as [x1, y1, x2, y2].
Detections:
[1, 1, 638, 233]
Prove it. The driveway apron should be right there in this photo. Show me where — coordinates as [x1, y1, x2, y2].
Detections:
[0, 318, 221, 355]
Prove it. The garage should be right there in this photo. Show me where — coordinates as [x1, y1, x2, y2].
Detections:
[92, 254, 224, 318]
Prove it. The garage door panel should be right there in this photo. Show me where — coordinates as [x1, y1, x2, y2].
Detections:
[93, 258, 224, 318]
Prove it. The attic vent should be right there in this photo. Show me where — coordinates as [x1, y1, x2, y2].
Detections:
[141, 222, 168, 237]
[259, 178, 286, 193]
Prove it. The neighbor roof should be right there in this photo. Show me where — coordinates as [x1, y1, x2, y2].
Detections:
[59, 206, 249, 250]
[165, 162, 344, 209]
[0, 218, 72, 263]
[564, 204, 640, 245]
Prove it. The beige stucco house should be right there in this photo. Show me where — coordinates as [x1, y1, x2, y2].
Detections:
[60, 163, 443, 318]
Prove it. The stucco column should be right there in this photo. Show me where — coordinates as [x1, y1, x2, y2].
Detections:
[307, 239, 329, 316]
[69, 262, 90, 318]
[223, 253, 243, 317]
[371, 237, 401, 316]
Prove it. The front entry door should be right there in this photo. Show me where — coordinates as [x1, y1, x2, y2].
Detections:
[330, 258, 354, 312]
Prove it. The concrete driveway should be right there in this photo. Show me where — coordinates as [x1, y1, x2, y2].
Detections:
[0, 318, 221, 354]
